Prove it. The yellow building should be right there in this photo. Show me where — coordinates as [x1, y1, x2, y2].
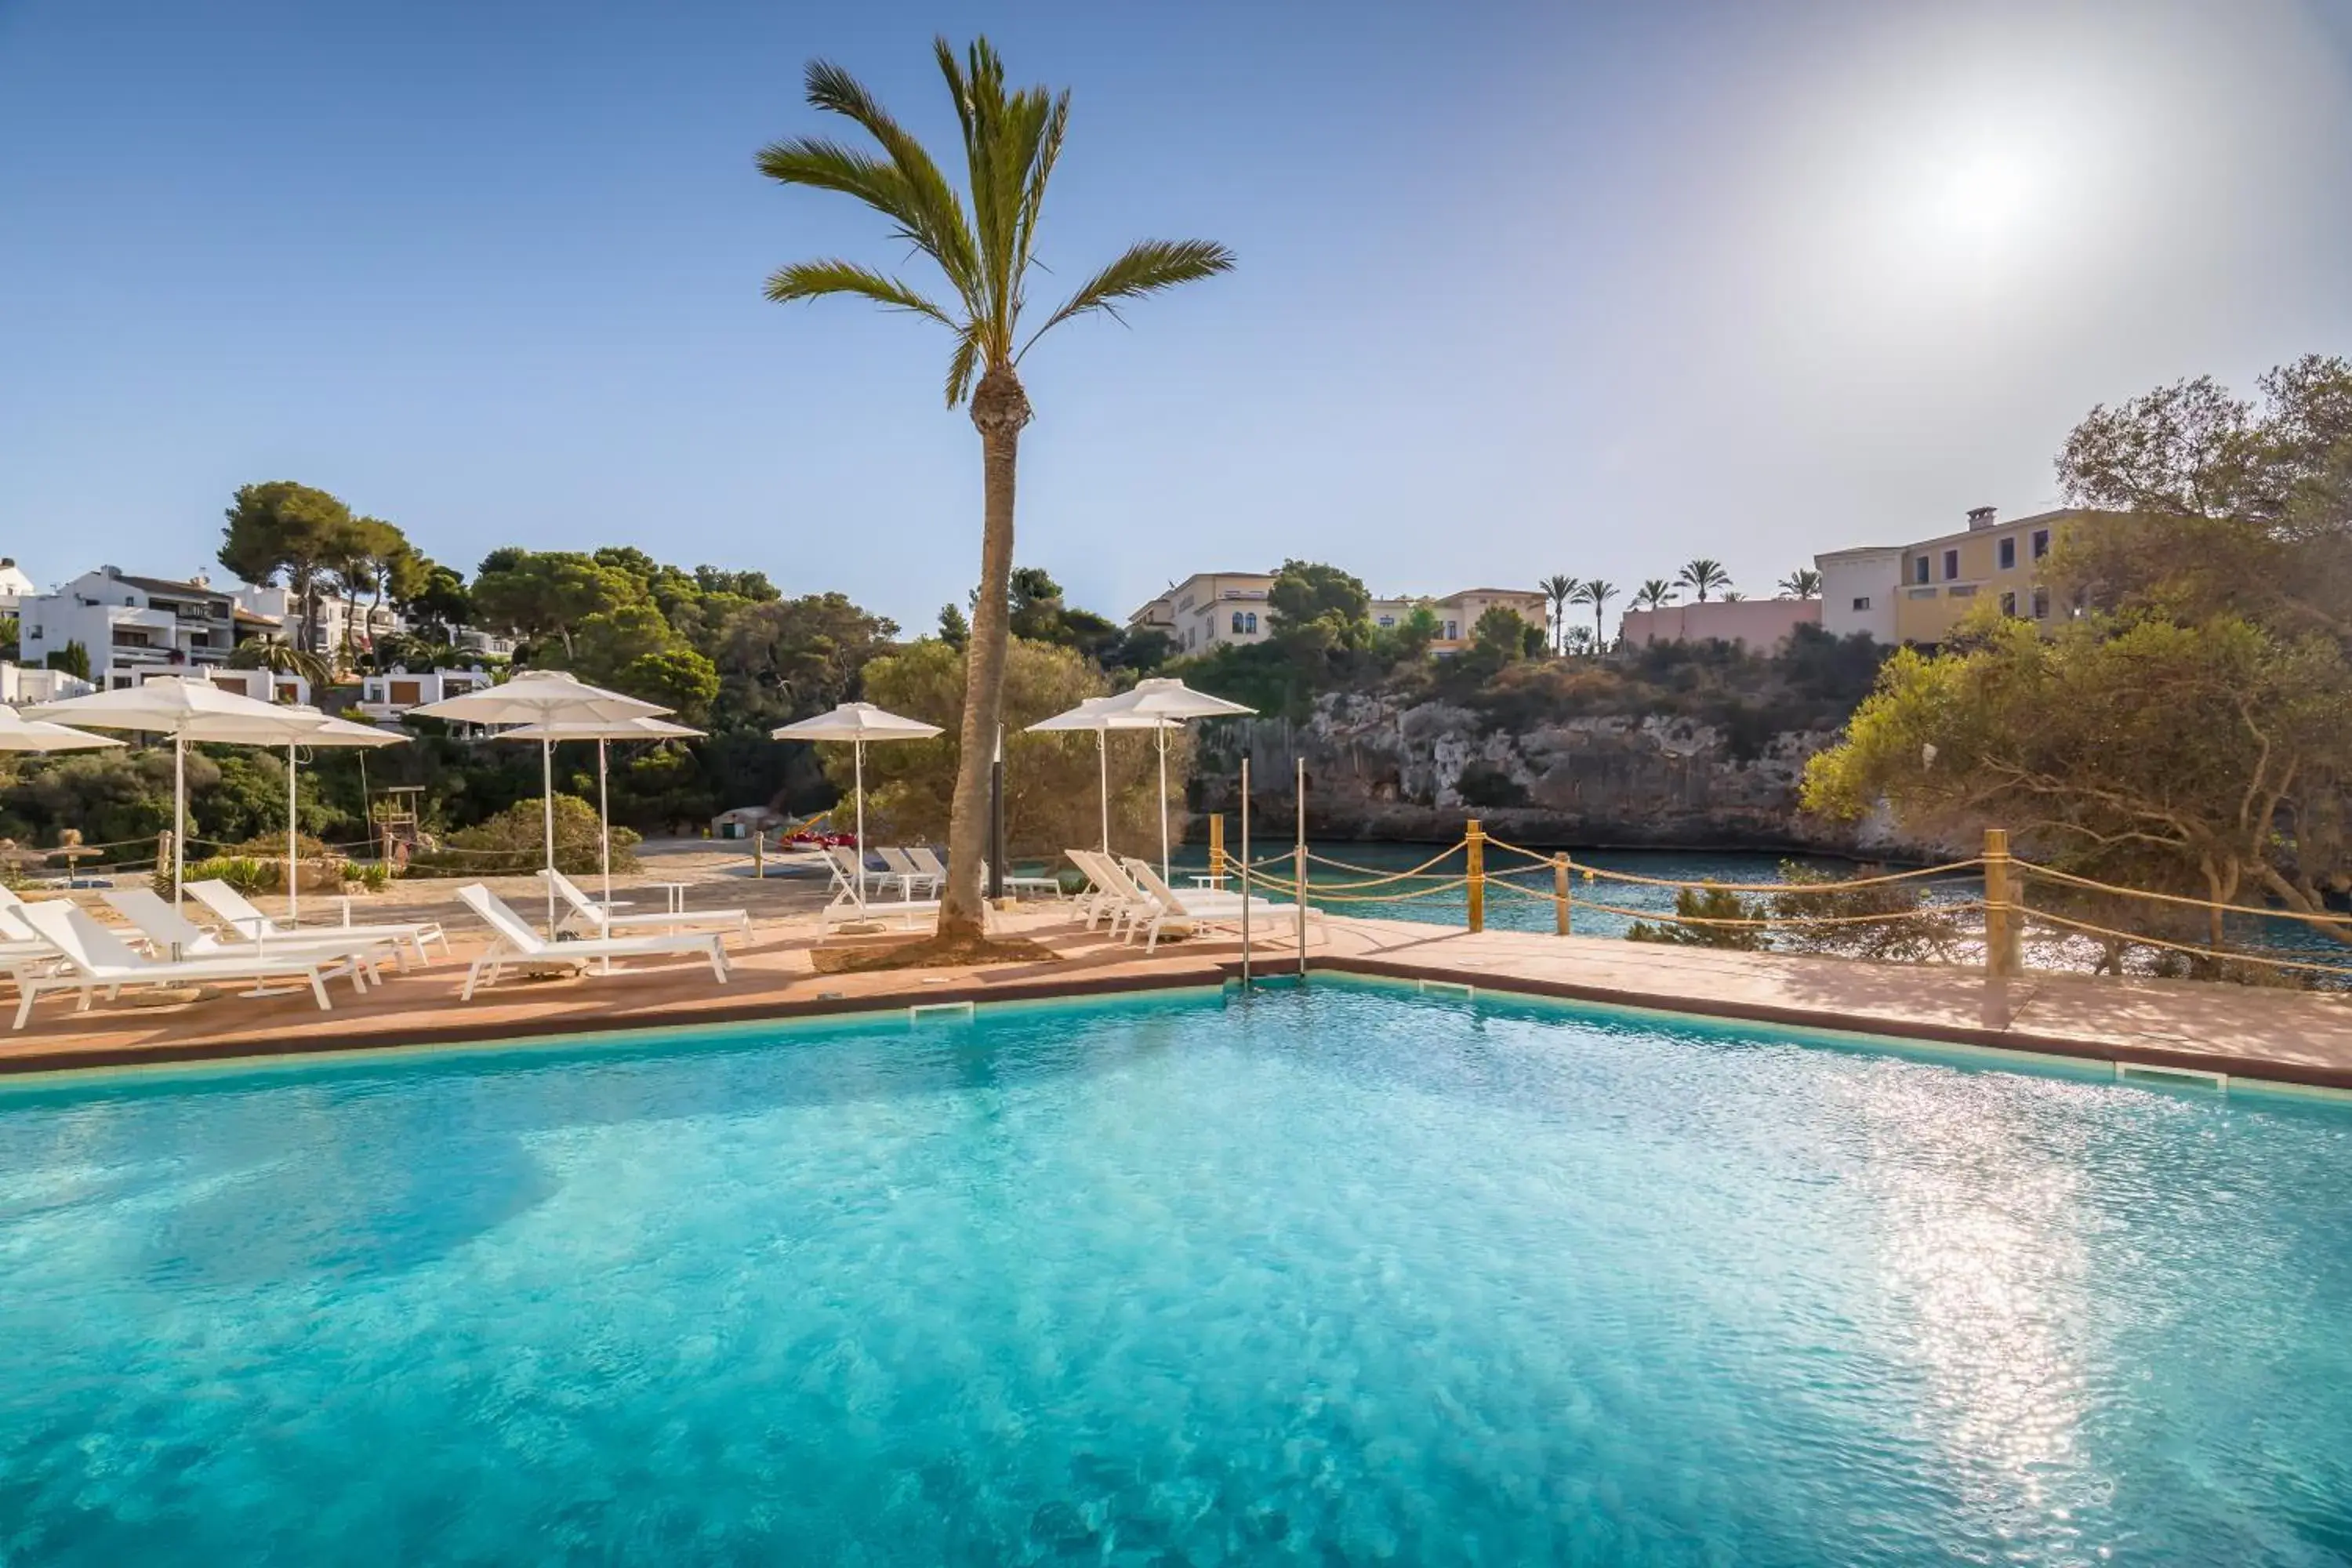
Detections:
[1888, 506, 2097, 644]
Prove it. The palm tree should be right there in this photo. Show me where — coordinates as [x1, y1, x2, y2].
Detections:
[1677, 558, 1732, 602]
[1571, 579, 1619, 652]
[759, 39, 1233, 941]
[1633, 578, 1677, 613]
[1777, 568, 1823, 598]
[227, 637, 332, 693]
[1539, 574, 1579, 655]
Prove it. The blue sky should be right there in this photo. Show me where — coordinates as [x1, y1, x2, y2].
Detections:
[3, 0, 2349, 632]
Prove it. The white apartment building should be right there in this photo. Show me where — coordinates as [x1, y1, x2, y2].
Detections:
[0, 662, 95, 705]
[356, 666, 494, 720]
[1813, 546, 1903, 641]
[0, 557, 37, 611]
[16, 565, 284, 691]
[234, 584, 403, 657]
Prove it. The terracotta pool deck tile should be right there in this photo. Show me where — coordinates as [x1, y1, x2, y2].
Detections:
[4, 898, 2348, 1093]
[1321, 919, 2352, 1090]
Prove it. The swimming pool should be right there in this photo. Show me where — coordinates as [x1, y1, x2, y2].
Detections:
[2, 982, 2347, 1563]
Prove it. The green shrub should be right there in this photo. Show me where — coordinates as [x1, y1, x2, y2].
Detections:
[407, 794, 639, 877]
[1625, 884, 1769, 950]
[158, 856, 276, 897]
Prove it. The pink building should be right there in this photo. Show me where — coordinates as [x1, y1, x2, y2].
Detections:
[1617, 598, 1820, 651]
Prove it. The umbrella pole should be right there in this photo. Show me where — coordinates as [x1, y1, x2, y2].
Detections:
[598, 738, 613, 976]
[1098, 731, 1109, 855]
[854, 738, 867, 911]
[287, 740, 299, 924]
[597, 738, 612, 911]
[543, 738, 557, 936]
[1157, 726, 1171, 884]
[172, 735, 186, 909]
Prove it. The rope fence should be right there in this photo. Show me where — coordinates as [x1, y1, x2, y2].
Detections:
[1201, 810, 2352, 989]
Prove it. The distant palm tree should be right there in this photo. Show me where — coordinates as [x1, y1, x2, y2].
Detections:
[1570, 579, 1619, 652]
[1633, 578, 1678, 613]
[758, 38, 1234, 941]
[1540, 574, 1580, 655]
[1678, 558, 1732, 602]
[1777, 568, 1824, 598]
[227, 638, 332, 691]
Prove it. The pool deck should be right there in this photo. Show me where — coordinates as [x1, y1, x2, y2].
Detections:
[2, 898, 2348, 1093]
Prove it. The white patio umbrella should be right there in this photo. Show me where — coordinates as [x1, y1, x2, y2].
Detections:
[0, 706, 125, 754]
[178, 706, 405, 922]
[412, 671, 672, 934]
[770, 702, 942, 909]
[500, 715, 704, 913]
[1024, 697, 1177, 856]
[28, 676, 333, 904]
[1092, 677, 1257, 880]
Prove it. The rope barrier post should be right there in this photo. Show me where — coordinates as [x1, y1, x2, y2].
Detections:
[1208, 814, 1225, 885]
[754, 828, 766, 880]
[1294, 757, 1308, 979]
[1983, 827, 2020, 979]
[1240, 757, 1251, 991]
[1554, 852, 1570, 936]
[1465, 819, 1485, 934]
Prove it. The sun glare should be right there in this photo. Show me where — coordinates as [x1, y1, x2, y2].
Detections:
[1934, 149, 2040, 241]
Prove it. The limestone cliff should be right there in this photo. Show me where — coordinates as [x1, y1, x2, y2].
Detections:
[1192, 691, 1911, 855]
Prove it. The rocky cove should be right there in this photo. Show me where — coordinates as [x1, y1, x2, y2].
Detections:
[1192, 691, 1914, 858]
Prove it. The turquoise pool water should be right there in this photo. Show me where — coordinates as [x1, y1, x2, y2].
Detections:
[2, 984, 2349, 1564]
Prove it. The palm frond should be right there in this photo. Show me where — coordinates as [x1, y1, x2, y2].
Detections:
[800, 58, 980, 309]
[764, 259, 955, 328]
[944, 322, 983, 408]
[1014, 92, 1069, 290]
[1020, 238, 1236, 358]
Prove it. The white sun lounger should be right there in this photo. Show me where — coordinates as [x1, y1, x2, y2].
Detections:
[539, 869, 753, 944]
[100, 887, 397, 986]
[185, 879, 448, 967]
[0, 902, 63, 972]
[827, 845, 902, 898]
[874, 847, 939, 899]
[456, 884, 731, 1000]
[1065, 850, 1156, 936]
[9, 900, 353, 1029]
[1120, 856, 1320, 953]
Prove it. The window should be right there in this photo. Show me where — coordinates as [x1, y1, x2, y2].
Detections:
[1942, 549, 1960, 581]
[1998, 537, 2016, 570]
[2000, 591, 2016, 616]
[1913, 556, 1930, 585]
[1376, 615, 1396, 628]
[1851, 596, 1871, 612]
[2032, 528, 2050, 560]
[1947, 583, 1976, 598]
[1443, 620, 1459, 641]
[1907, 586, 1938, 599]
[1232, 611, 1247, 633]
[2031, 586, 2050, 619]
[1243, 612, 1258, 634]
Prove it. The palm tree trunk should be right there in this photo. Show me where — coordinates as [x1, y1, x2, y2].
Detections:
[940, 367, 1031, 940]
